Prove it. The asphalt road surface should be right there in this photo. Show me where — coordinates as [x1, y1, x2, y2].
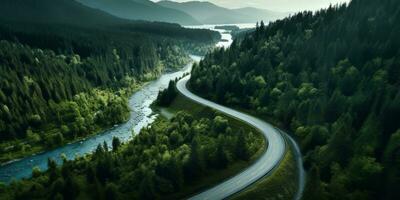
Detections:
[177, 76, 303, 200]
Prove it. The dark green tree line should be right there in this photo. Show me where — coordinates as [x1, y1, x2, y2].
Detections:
[0, 112, 261, 199]
[189, 0, 400, 199]
[0, 0, 219, 161]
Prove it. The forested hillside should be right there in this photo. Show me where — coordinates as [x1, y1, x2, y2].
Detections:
[190, 0, 400, 199]
[0, 0, 219, 162]
[0, 0, 219, 56]
[0, 112, 261, 199]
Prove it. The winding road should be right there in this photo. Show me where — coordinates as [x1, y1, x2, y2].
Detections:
[177, 76, 305, 200]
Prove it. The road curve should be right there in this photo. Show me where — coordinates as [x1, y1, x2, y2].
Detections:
[177, 76, 292, 200]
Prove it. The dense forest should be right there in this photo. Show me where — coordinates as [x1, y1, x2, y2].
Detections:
[0, 0, 219, 162]
[190, 0, 400, 199]
[0, 112, 261, 199]
[155, 80, 179, 107]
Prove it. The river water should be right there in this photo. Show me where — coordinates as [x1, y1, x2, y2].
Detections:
[186, 23, 255, 48]
[0, 23, 254, 183]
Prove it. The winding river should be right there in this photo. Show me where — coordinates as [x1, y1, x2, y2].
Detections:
[0, 56, 199, 183]
[0, 24, 254, 183]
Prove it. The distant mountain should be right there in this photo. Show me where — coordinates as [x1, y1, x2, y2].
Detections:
[76, 0, 201, 25]
[0, 0, 197, 31]
[158, 1, 230, 23]
[0, 0, 219, 51]
[232, 7, 285, 21]
[157, 0, 285, 24]
[0, 0, 130, 26]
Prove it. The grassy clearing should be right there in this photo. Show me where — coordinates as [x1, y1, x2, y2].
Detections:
[231, 147, 298, 200]
[156, 93, 212, 119]
[153, 94, 267, 199]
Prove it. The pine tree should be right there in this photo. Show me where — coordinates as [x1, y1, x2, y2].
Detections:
[216, 139, 228, 169]
[184, 136, 205, 180]
[112, 137, 121, 152]
[235, 129, 250, 161]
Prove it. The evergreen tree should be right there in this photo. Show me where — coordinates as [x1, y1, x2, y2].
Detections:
[184, 136, 205, 180]
[112, 137, 121, 152]
[236, 129, 250, 161]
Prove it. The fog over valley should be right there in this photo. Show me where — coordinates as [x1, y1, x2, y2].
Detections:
[152, 0, 351, 12]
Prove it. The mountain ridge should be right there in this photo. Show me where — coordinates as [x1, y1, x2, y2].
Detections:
[0, 0, 131, 26]
[157, 0, 285, 24]
[76, 0, 201, 25]
[0, 0, 219, 55]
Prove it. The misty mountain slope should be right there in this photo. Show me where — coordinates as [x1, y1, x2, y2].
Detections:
[0, 0, 218, 41]
[76, 0, 200, 25]
[157, 0, 285, 24]
[0, 0, 218, 157]
[233, 7, 284, 20]
[158, 1, 229, 22]
[0, 0, 130, 26]
[0, 0, 220, 59]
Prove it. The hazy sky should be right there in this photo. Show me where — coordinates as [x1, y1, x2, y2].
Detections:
[153, 0, 351, 12]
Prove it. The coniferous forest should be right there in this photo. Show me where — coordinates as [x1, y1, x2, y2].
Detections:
[0, 0, 219, 162]
[1, 0, 400, 199]
[190, 0, 400, 199]
[0, 112, 261, 199]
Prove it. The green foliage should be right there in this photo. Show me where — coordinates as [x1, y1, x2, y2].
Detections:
[189, 0, 400, 198]
[235, 129, 251, 161]
[0, 14, 214, 161]
[232, 150, 298, 200]
[112, 137, 121, 152]
[0, 78, 131, 161]
[31, 167, 41, 178]
[0, 0, 218, 162]
[105, 183, 119, 200]
[156, 80, 178, 107]
[1, 112, 261, 199]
